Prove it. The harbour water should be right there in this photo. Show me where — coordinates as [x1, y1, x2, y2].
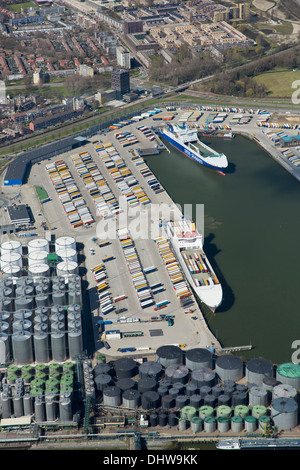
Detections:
[144, 134, 300, 365]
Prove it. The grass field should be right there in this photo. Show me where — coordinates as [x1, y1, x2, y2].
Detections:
[7, 2, 36, 12]
[254, 68, 300, 97]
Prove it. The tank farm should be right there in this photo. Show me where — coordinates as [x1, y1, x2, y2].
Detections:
[0, 237, 299, 435]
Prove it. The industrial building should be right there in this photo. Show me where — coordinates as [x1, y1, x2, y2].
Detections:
[279, 134, 300, 147]
[3, 135, 88, 186]
[7, 205, 31, 225]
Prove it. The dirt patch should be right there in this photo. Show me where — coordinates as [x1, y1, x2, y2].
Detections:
[271, 112, 300, 125]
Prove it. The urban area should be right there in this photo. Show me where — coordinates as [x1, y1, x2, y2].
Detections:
[0, 0, 300, 454]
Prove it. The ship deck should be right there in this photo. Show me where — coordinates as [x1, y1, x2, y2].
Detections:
[180, 247, 219, 287]
[190, 140, 218, 159]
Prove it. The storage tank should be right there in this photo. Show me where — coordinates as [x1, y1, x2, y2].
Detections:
[28, 264, 50, 279]
[204, 416, 216, 433]
[185, 383, 198, 396]
[94, 374, 113, 392]
[0, 252, 22, 269]
[271, 398, 298, 430]
[276, 363, 300, 390]
[161, 394, 175, 410]
[28, 238, 49, 254]
[244, 415, 257, 432]
[34, 394, 46, 422]
[57, 261, 79, 278]
[216, 405, 232, 418]
[94, 363, 112, 377]
[45, 393, 58, 422]
[272, 383, 298, 401]
[164, 364, 189, 384]
[190, 416, 203, 433]
[59, 397, 73, 421]
[138, 361, 163, 380]
[12, 331, 33, 364]
[199, 405, 214, 420]
[50, 332, 67, 362]
[217, 416, 230, 433]
[2, 265, 21, 279]
[55, 236, 76, 252]
[248, 386, 268, 407]
[175, 395, 189, 409]
[189, 394, 201, 409]
[180, 405, 197, 421]
[246, 358, 273, 386]
[231, 391, 248, 407]
[137, 377, 157, 394]
[34, 332, 50, 363]
[216, 355, 244, 382]
[28, 251, 48, 267]
[122, 389, 141, 409]
[103, 386, 122, 406]
[15, 297, 34, 311]
[141, 391, 160, 410]
[114, 357, 137, 379]
[1, 240, 22, 256]
[251, 405, 267, 419]
[191, 367, 216, 388]
[155, 345, 182, 367]
[0, 333, 10, 365]
[23, 392, 33, 416]
[231, 415, 244, 433]
[234, 405, 249, 419]
[56, 248, 78, 263]
[185, 348, 213, 371]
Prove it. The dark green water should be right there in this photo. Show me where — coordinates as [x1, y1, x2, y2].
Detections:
[145, 134, 300, 365]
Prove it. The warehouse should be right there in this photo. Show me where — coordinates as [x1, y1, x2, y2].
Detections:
[3, 135, 88, 186]
[7, 204, 31, 225]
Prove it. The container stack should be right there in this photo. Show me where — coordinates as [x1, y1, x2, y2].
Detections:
[117, 229, 154, 309]
[154, 237, 191, 300]
[70, 151, 120, 219]
[46, 159, 94, 228]
[94, 142, 150, 207]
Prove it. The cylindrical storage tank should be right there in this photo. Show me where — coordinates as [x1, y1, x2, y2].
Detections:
[14, 297, 34, 311]
[55, 236, 76, 252]
[28, 264, 50, 279]
[204, 416, 216, 433]
[191, 416, 203, 433]
[0, 333, 10, 365]
[56, 248, 78, 263]
[246, 358, 273, 386]
[161, 395, 175, 410]
[258, 415, 271, 432]
[45, 393, 57, 421]
[34, 333, 50, 363]
[191, 367, 216, 388]
[23, 392, 33, 416]
[67, 290, 81, 306]
[138, 361, 163, 380]
[244, 415, 257, 432]
[272, 383, 298, 401]
[173, 382, 185, 393]
[2, 265, 21, 279]
[149, 413, 158, 427]
[52, 292, 67, 307]
[234, 405, 249, 419]
[94, 363, 112, 377]
[95, 374, 113, 392]
[262, 376, 280, 402]
[175, 395, 189, 409]
[1, 240, 22, 256]
[189, 394, 201, 409]
[12, 332, 33, 364]
[216, 405, 232, 419]
[169, 387, 179, 399]
[13, 394, 24, 418]
[165, 364, 189, 384]
[116, 378, 136, 393]
[185, 383, 198, 397]
[178, 418, 187, 431]
[185, 348, 213, 371]
[157, 386, 168, 397]
[212, 384, 223, 398]
[103, 386, 122, 407]
[141, 391, 160, 410]
[216, 355, 244, 382]
[276, 363, 300, 389]
[0, 252, 22, 270]
[1, 393, 13, 418]
[155, 345, 182, 367]
[231, 391, 248, 407]
[218, 394, 231, 407]
[199, 385, 212, 398]
[59, 397, 72, 421]
[35, 296, 49, 308]
[12, 319, 33, 334]
[181, 405, 197, 421]
[168, 412, 178, 427]
[51, 332, 66, 362]
[35, 394, 46, 422]
[204, 394, 216, 408]
[217, 416, 230, 433]
[251, 405, 267, 419]
[159, 412, 168, 427]
[137, 377, 157, 394]
[68, 329, 83, 359]
[114, 358, 137, 379]
[57, 261, 79, 278]
[248, 386, 268, 407]
[271, 398, 298, 430]
[122, 390, 141, 409]
[231, 415, 244, 433]
[28, 251, 48, 267]
[28, 238, 49, 254]
[199, 405, 214, 420]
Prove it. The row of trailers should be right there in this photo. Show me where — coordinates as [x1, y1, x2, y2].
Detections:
[46, 159, 94, 228]
[263, 129, 300, 168]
